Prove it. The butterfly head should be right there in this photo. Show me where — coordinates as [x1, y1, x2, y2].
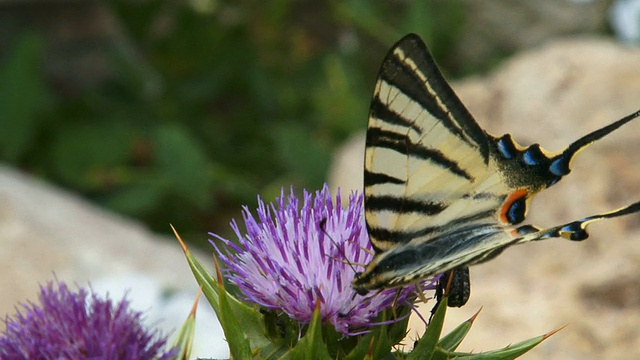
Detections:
[351, 257, 389, 295]
[351, 248, 424, 294]
[352, 272, 369, 295]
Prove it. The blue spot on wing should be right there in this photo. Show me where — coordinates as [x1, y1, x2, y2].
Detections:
[497, 137, 515, 159]
[559, 222, 589, 241]
[523, 145, 545, 166]
[560, 224, 574, 232]
[523, 152, 537, 165]
[506, 197, 527, 224]
[549, 157, 569, 176]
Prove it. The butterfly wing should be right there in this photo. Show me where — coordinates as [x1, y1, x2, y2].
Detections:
[353, 33, 640, 294]
[364, 34, 492, 254]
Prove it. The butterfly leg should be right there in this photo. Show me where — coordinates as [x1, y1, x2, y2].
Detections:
[390, 288, 403, 319]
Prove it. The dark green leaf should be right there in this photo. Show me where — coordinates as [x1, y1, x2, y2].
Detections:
[273, 124, 331, 187]
[312, 55, 366, 136]
[0, 33, 51, 161]
[153, 124, 211, 208]
[105, 181, 165, 216]
[50, 122, 134, 189]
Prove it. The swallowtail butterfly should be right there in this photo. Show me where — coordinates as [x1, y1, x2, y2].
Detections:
[351, 34, 640, 308]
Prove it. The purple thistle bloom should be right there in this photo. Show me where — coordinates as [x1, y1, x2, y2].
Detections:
[0, 281, 176, 360]
[211, 185, 436, 336]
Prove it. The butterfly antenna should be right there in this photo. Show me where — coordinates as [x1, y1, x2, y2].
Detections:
[390, 289, 401, 319]
[318, 218, 360, 276]
[550, 110, 640, 176]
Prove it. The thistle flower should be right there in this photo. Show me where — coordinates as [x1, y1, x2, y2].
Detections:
[179, 185, 556, 358]
[210, 185, 432, 336]
[0, 281, 176, 359]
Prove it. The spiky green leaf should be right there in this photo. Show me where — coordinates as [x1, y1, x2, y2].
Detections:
[171, 295, 198, 360]
[406, 298, 448, 360]
[435, 327, 562, 360]
[175, 228, 271, 354]
[434, 309, 480, 355]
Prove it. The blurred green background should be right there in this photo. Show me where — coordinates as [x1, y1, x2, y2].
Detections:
[0, 0, 618, 244]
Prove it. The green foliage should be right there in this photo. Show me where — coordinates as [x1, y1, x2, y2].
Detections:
[0, 34, 52, 161]
[0, 0, 467, 237]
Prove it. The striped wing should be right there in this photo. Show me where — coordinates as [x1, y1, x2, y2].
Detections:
[353, 33, 640, 294]
[364, 34, 494, 254]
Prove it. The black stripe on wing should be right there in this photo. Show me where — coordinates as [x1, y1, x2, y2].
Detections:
[367, 225, 438, 250]
[370, 97, 424, 134]
[366, 127, 475, 181]
[378, 55, 453, 132]
[364, 170, 405, 187]
[365, 195, 446, 215]
[377, 33, 490, 162]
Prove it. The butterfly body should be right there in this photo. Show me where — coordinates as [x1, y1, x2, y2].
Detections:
[352, 33, 640, 299]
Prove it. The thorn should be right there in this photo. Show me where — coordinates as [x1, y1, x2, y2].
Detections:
[213, 254, 224, 285]
[170, 224, 188, 252]
[190, 290, 202, 316]
[467, 307, 483, 323]
[543, 324, 568, 340]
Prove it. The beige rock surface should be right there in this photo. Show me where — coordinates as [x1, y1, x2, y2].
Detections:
[0, 165, 209, 324]
[328, 37, 640, 359]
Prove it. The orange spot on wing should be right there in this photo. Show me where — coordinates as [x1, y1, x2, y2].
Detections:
[499, 188, 528, 224]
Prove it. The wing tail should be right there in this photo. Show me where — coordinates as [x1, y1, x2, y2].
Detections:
[518, 201, 640, 243]
[549, 110, 640, 177]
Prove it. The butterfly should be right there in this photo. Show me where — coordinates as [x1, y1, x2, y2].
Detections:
[351, 33, 640, 308]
